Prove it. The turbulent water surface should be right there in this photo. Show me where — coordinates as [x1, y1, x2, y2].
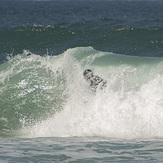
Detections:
[0, 0, 163, 162]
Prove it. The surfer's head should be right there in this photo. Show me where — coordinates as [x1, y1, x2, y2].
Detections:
[83, 69, 93, 80]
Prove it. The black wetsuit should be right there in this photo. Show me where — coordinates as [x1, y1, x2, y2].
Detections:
[89, 75, 107, 91]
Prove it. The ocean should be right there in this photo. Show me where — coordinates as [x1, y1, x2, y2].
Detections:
[0, 0, 163, 162]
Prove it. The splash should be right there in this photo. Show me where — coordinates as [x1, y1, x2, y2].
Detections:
[0, 47, 163, 139]
[21, 73, 163, 139]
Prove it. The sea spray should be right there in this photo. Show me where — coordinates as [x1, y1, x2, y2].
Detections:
[13, 47, 163, 139]
[0, 47, 163, 138]
[0, 50, 67, 136]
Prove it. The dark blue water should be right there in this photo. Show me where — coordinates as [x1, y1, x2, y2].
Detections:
[0, 0, 163, 63]
[0, 0, 163, 162]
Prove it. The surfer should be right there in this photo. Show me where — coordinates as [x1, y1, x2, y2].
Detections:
[83, 69, 107, 91]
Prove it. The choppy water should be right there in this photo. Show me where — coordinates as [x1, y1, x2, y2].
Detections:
[0, 0, 163, 162]
[1, 137, 163, 163]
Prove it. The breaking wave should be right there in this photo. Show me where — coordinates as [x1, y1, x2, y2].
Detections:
[0, 47, 163, 139]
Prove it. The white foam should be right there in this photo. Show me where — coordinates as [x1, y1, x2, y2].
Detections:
[18, 47, 163, 139]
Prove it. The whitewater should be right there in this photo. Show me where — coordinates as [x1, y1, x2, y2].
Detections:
[1, 1, 163, 161]
[1, 47, 163, 140]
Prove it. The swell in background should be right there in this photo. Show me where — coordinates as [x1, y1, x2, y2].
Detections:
[0, 0, 163, 63]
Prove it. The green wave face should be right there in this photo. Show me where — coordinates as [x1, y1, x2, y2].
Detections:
[0, 47, 163, 138]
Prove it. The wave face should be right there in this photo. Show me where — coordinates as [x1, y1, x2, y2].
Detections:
[0, 47, 163, 139]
